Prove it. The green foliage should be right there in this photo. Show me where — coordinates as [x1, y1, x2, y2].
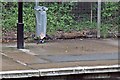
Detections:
[2, 2, 18, 30]
[73, 21, 96, 31]
[2, 2, 36, 32]
[23, 2, 36, 32]
[2, 2, 74, 34]
[42, 2, 74, 34]
[102, 2, 119, 26]
[102, 2, 118, 17]
[101, 2, 119, 38]
[2, 2, 119, 38]
[100, 24, 110, 38]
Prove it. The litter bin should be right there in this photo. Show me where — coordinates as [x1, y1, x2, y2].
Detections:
[34, 6, 48, 39]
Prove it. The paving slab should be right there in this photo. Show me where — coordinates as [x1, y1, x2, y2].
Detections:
[36, 53, 118, 62]
[91, 39, 118, 46]
[28, 60, 118, 69]
[1, 55, 31, 71]
[2, 47, 49, 64]
[26, 39, 118, 56]
[1, 39, 119, 71]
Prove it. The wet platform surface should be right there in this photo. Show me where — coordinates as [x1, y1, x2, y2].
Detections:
[0, 39, 119, 71]
[38, 53, 118, 62]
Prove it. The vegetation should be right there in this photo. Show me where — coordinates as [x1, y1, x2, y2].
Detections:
[101, 2, 119, 38]
[2, 2, 119, 38]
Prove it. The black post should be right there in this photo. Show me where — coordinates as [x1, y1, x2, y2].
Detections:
[17, 1, 24, 49]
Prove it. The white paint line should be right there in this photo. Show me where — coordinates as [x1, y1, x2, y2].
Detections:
[1, 52, 27, 66]
[19, 49, 37, 55]
[16, 60, 27, 66]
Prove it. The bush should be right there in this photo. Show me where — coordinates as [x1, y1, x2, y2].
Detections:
[2, 2, 75, 34]
[2, 2, 119, 38]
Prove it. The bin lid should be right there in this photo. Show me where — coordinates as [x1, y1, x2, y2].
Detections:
[34, 6, 48, 11]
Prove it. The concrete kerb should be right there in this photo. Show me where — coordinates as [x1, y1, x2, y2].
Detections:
[0, 70, 39, 79]
[38, 65, 120, 76]
[0, 64, 120, 79]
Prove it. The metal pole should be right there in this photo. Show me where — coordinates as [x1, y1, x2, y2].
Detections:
[97, 0, 101, 38]
[17, 1, 24, 49]
[35, 0, 39, 6]
[90, 2, 93, 23]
